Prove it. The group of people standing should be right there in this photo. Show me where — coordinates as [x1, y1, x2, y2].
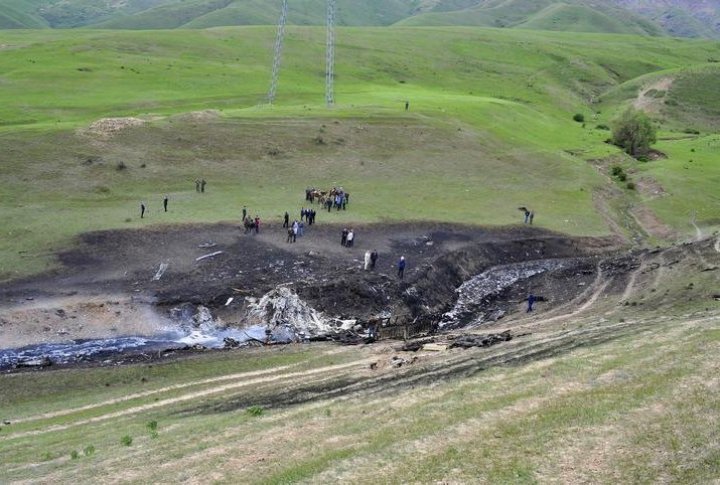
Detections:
[361, 250, 406, 279]
[299, 207, 317, 225]
[341, 228, 355, 247]
[284, 216, 304, 243]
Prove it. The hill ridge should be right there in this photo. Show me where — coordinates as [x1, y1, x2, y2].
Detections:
[2, 0, 720, 38]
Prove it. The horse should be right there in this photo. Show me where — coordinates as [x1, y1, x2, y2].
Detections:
[310, 190, 327, 204]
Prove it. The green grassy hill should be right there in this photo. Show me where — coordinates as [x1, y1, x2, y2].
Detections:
[0, 0, 47, 28]
[516, 3, 660, 35]
[0, 27, 719, 279]
[2, 0, 720, 39]
[397, 0, 665, 36]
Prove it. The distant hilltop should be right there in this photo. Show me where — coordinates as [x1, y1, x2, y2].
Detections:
[2, 0, 720, 39]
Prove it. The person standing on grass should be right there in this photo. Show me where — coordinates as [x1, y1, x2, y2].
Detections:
[195, 179, 200, 192]
[529, 211, 535, 225]
[163, 195, 168, 213]
[405, 101, 409, 111]
[283, 211, 289, 229]
[140, 201, 146, 219]
[254, 215, 260, 234]
[370, 250, 378, 269]
[200, 179, 206, 193]
[242, 206, 247, 221]
[398, 256, 406, 279]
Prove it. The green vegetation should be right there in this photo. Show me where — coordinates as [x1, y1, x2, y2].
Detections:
[0, 27, 718, 278]
[246, 405, 264, 417]
[2, 0, 719, 39]
[612, 108, 657, 157]
[120, 435, 133, 446]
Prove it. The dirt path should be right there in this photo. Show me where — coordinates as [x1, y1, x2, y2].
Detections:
[691, 211, 703, 241]
[513, 264, 609, 328]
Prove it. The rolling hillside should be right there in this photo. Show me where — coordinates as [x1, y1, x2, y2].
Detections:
[2, 0, 720, 38]
[0, 26, 719, 279]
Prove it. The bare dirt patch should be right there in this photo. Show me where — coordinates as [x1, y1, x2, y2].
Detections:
[635, 176, 667, 199]
[630, 206, 677, 240]
[80, 117, 147, 140]
[634, 77, 674, 114]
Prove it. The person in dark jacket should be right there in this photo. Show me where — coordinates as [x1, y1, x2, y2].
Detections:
[527, 294, 536, 312]
[398, 256, 406, 279]
[370, 250, 378, 269]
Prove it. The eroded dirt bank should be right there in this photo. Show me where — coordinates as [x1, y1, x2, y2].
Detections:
[1, 221, 717, 368]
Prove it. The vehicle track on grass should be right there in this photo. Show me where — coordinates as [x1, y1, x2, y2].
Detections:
[8, 312, 717, 442]
[182, 317, 663, 417]
[509, 264, 612, 330]
[2, 359, 373, 440]
[621, 255, 646, 302]
[9, 361, 308, 425]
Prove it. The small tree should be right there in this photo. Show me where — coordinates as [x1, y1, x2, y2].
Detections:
[611, 109, 657, 158]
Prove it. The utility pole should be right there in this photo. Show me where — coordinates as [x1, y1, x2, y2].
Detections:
[325, 0, 336, 106]
[268, 0, 335, 106]
[268, 0, 289, 105]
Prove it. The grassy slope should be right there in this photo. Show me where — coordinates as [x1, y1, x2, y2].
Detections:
[0, 27, 720, 279]
[0, 0, 47, 29]
[517, 3, 653, 35]
[87, 0, 419, 29]
[396, 0, 665, 37]
[1, 310, 718, 482]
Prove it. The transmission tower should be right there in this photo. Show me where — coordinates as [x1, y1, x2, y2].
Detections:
[325, 0, 336, 106]
[268, 0, 289, 105]
[268, 0, 336, 106]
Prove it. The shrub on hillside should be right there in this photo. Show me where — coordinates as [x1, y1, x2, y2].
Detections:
[596, 124, 610, 131]
[626, 182, 636, 190]
[683, 128, 700, 135]
[246, 406, 264, 416]
[120, 435, 133, 446]
[611, 109, 657, 158]
[573, 113, 585, 123]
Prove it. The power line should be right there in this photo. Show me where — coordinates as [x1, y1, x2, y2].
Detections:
[325, 0, 336, 107]
[268, 0, 335, 107]
[268, 0, 289, 105]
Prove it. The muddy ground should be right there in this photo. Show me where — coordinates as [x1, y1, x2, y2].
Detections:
[2, 214, 718, 367]
[0, 219, 628, 350]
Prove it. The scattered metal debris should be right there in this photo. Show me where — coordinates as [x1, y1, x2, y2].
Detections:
[196, 251, 224, 262]
[152, 262, 169, 281]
